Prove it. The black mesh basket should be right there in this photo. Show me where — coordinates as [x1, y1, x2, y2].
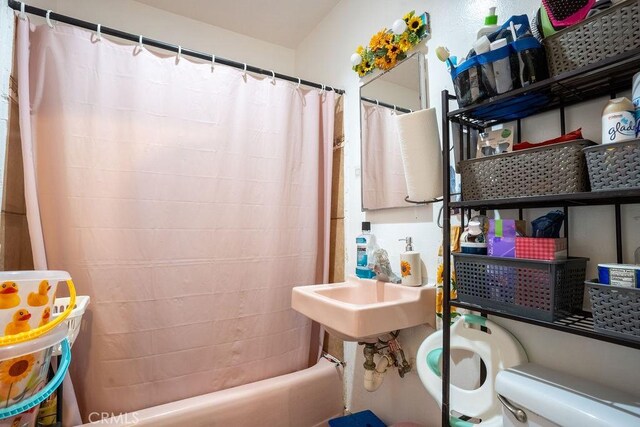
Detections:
[586, 280, 640, 343]
[453, 254, 588, 321]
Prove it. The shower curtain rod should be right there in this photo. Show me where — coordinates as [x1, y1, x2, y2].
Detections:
[361, 96, 412, 114]
[7, 0, 345, 94]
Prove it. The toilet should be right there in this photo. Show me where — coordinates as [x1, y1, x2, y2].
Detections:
[495, 363, 640, 426]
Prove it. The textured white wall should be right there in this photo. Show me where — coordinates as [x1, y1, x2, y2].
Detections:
[296, 1, 640, 425]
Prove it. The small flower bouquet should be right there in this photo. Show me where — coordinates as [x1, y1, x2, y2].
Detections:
[352, 11, 430, 77]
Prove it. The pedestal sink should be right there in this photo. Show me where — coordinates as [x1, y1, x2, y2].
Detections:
[292, 276, 436, 342]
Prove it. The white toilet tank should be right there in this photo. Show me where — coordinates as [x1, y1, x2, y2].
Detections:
[495, 363, 640, 427]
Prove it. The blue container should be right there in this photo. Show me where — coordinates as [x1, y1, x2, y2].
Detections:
[329, 410, 386, 427]
[598, 264, 640, 288]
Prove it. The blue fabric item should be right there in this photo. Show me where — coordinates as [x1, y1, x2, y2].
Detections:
[329, 410, 387, 427]
[450, 15, 541, 80]
[532, 210, 565, 238]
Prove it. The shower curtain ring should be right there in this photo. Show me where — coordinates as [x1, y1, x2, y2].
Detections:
[296, 77, 301, 89]
[177, 45, 182, 62]
[243, 63, 247, 79]
[138, 35, 143, 50]
[19, 2, 26, 20]
[211, 54, 215, 72]
[46, 10, 54, 28]
[96, 24, 102, 41]
[270, 70, 276, 84]
[376, 99, 379, 106]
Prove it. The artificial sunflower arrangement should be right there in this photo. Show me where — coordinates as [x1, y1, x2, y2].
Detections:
[435, 264, 460, 324]
[351, 11, 430, 77]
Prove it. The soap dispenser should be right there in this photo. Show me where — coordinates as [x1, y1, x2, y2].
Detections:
[398, 237, 422, 286]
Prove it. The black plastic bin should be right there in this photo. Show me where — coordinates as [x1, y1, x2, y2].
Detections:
[453, 253, 588, 322]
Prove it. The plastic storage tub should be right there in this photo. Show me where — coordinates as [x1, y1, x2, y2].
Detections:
[460, 140, 594, 201]
[0, 324, 70, 427]
[453, 254, 588, 321]
[0, 271, 76, 346]
[584, 139, 640, 191]
[586, 280, 640, 343]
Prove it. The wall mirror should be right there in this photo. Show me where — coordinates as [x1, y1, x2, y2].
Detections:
[360, 52, 428, 211]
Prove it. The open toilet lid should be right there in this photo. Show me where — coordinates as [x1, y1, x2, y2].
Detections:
[416, 314, 527, 426]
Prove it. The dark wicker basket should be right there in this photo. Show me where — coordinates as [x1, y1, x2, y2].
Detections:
[453, 254, 588, 322]
[460, 140, 595, 201]
[586, 280, 640, 342]
[584, 139, 640, 191]
[542, 0, 640, 77]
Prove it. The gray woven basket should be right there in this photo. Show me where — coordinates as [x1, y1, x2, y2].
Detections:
[542, 0, 640, 77]
[460, 140, 595, 201]
[584, 139, 640, 191]
[453, 254, 588, 322]
[586, 280, 640, 342]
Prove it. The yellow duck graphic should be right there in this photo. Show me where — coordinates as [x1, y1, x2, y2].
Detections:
[27, 280, 50, 307]
[5, 309, 31, 336]
[39, 307, 51, 327]
[0, 281, 20, 309]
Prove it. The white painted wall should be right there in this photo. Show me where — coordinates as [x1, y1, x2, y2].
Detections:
[26, 0, 296, 74]
[0, 4, 15, 208]
[296, 1, 640, 425]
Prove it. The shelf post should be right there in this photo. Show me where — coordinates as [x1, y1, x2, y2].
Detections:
[441, 89, 452, 427]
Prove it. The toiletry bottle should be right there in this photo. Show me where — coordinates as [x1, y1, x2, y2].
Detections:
[398, 237, 422, 286]
[356, 222, 376, 279]
[477, 7, 499, 39]
[473, 36, 496, 93]
[633, 71, 639, 137]
[602, 97, 636, 144]
[490, 38, 513, 94]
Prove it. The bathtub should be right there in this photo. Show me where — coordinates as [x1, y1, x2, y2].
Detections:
[79, 358, 344, 426]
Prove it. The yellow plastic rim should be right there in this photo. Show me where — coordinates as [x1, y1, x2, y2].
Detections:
[0, 279, 76, 346]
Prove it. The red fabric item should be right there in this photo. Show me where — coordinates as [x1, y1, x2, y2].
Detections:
[513, 128, 583, 151]
[516, 237, 567, 260]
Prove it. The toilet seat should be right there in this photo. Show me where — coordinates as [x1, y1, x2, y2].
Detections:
[416, 314, 527, 427]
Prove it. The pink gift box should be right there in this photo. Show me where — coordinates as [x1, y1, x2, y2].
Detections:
[516, 237, 567, 260]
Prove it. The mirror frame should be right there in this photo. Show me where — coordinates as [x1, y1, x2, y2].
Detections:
[359, 51, 429, 211]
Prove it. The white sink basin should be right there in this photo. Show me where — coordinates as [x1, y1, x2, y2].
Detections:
[292, 276, 436, 342]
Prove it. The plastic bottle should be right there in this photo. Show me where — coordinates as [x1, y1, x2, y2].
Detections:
[602, 97, 636, 144]
[356, 222, 376, 279]
[477, 7, 499, 39]
[490, 38, 513, 94]
[398, 237, 422, 286]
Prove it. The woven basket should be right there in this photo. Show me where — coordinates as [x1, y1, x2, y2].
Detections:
[584, 139, 640, 191]
[586, 280, 640, 342]
[460, 140, 595, 201]
[542, 0, 640, 77]
[454, 254, 588, 322]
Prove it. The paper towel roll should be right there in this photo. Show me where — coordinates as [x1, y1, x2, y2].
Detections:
[395, 108, 443, 202]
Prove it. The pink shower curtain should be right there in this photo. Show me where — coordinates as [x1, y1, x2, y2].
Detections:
[361, 103, 408, 209]
[17, 20, 335, 420]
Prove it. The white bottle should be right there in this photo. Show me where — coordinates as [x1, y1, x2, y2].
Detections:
[477, 7, 499, 39]
[490, 38, 513, 94]
[399, 237, 422, 287]
[602, 97, 636, 144]
[474, 35, 496, 92]
[633, 71, 639, 138]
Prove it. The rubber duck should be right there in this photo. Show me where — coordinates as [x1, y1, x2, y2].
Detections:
[27, 280, 50, 307]
[39, 307, 51, 327]
[0, 281, 20, 309]
[5, 309, 31, 335]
